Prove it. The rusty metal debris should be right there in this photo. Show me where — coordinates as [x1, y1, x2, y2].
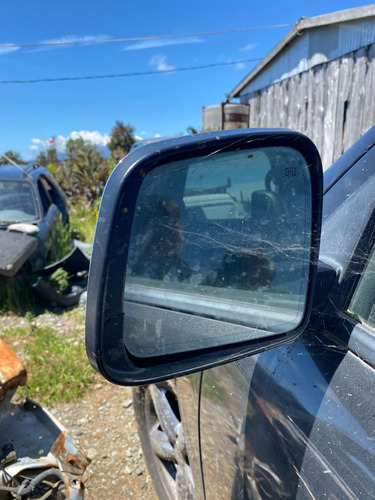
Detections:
[0, 341, 89, 499]
[0, 339, 27, 403]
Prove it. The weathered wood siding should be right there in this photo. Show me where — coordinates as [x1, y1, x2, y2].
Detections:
[240, 43, 375, 169]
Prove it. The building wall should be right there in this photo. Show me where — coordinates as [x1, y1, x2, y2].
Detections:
[239, 42, 375, 169]
[240, 17, 375, 95]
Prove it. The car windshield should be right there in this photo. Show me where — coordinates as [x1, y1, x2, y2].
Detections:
[0, 180, 39, 223]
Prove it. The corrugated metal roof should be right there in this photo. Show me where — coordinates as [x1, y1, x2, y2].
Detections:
[229, 4, 375, 98]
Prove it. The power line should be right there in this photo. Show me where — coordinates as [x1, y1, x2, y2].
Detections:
[0, 58, 263, 84]
[0, 24, 294, 49]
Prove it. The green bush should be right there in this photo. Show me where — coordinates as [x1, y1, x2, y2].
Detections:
[68, 197, 99, 242]
[48, 268, 71, 293]
[47, 219, 74, 264]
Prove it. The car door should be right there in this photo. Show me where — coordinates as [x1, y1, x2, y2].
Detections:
[35, 176, 60, 264]
[196, 145, 375, 499]
[44, 174, 69, 225]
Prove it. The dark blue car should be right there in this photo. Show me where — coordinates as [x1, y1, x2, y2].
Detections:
[0, 163, 69, 276]
[86, 126, 375, 499]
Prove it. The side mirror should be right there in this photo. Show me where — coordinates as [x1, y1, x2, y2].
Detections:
[85, 130, 323, 385]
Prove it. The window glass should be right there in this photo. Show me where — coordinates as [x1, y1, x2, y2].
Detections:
[348, 245, 375, 329]
[320, 149, 375, 269]
[0, 180, 39, 223]
[42, 177, 57, 203]
[124, 146, 313, 356]
[37, 178, 52, 215]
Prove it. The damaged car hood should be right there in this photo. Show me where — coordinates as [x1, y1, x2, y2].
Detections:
[0, 230, 38, 278]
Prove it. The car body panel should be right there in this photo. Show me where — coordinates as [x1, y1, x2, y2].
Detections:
[199, 332, 375, 499]
[0, 232, 38, 277]
[33, 203, 60, 266]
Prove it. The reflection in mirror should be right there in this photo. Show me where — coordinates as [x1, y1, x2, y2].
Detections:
[124, 146, 312, 356]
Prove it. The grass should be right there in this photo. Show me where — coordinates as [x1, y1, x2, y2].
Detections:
[0, 199, 98, 404]
[1, 322, 95, 405]
[1, 326, 28, 340]
[47, 219, 74, 264]
[0, 275, 44, 314]
[49, 197, 99, 258]
[68, 197, 99, 243]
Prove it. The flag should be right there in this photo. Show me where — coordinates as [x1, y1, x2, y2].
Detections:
[48, 137, 55, 144]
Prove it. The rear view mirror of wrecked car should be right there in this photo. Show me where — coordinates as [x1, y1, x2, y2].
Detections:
[85, 129, 323, 385]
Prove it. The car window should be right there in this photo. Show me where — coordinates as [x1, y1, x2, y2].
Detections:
[37, 178, 52, 215]
[42, 177, 59, 205]
[0, 180, 39, 223]
[348, 245, 375, 329]
[320, 148, 375, 278]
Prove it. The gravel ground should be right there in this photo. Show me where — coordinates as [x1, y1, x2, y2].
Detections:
[0, 309, 157, 500]
[53, 382, 157, 499]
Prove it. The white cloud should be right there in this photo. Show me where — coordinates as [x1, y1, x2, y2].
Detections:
[140, 131, 147, 136]
[0, 44, 19, 55]
[30, 130, 110, 153]
[235, 62, 245, 70]
[30, 34, 109, 52]
[149, 54, 175, 73]
[134, 135, 143, 141]
[51, 136, 67, 152]
[154, 133, 161, 138]
[69, 130, 110, 146]
[239, 43, 258, 52]
[124, 37, 203, 51]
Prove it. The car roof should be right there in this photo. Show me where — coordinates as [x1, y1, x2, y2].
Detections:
[0, 164, 30, 181]
[130, 136, 174, 152]
[0, 163, 48, 182]
[324, 125, 375, 193]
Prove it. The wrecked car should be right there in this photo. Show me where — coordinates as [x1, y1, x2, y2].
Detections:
[0, 163, 69, 275]
[0, 163, 89, 306]
[0, 337, 89, 499]
[86, 127, 375, 498]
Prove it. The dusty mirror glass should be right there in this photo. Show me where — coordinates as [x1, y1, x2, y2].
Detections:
[124, 146, 312, 356]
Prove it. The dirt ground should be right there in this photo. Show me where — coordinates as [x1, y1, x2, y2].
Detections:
[54, 382, 157, 499]
[0, 310, 157, 500]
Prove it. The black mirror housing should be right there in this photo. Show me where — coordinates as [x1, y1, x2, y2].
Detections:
[85, 129, 323, 385]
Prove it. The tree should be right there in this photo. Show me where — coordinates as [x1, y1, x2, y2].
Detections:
[108, 121, 136, 161]
[36, 151, 47, 166]
[2, 150, 27, 165]
[63, 137, 114, 204]
[36, 148, 58, 166]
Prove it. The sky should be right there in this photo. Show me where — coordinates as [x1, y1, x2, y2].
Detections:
[1, 0, 372, 160]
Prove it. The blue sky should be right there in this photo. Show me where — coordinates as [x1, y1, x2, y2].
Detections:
[1, 0, 371, 160]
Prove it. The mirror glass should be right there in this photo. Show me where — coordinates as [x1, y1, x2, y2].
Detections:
[124, 146, 312, 356]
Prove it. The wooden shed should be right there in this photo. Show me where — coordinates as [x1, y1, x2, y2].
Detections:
[229, 5, 375, 169]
